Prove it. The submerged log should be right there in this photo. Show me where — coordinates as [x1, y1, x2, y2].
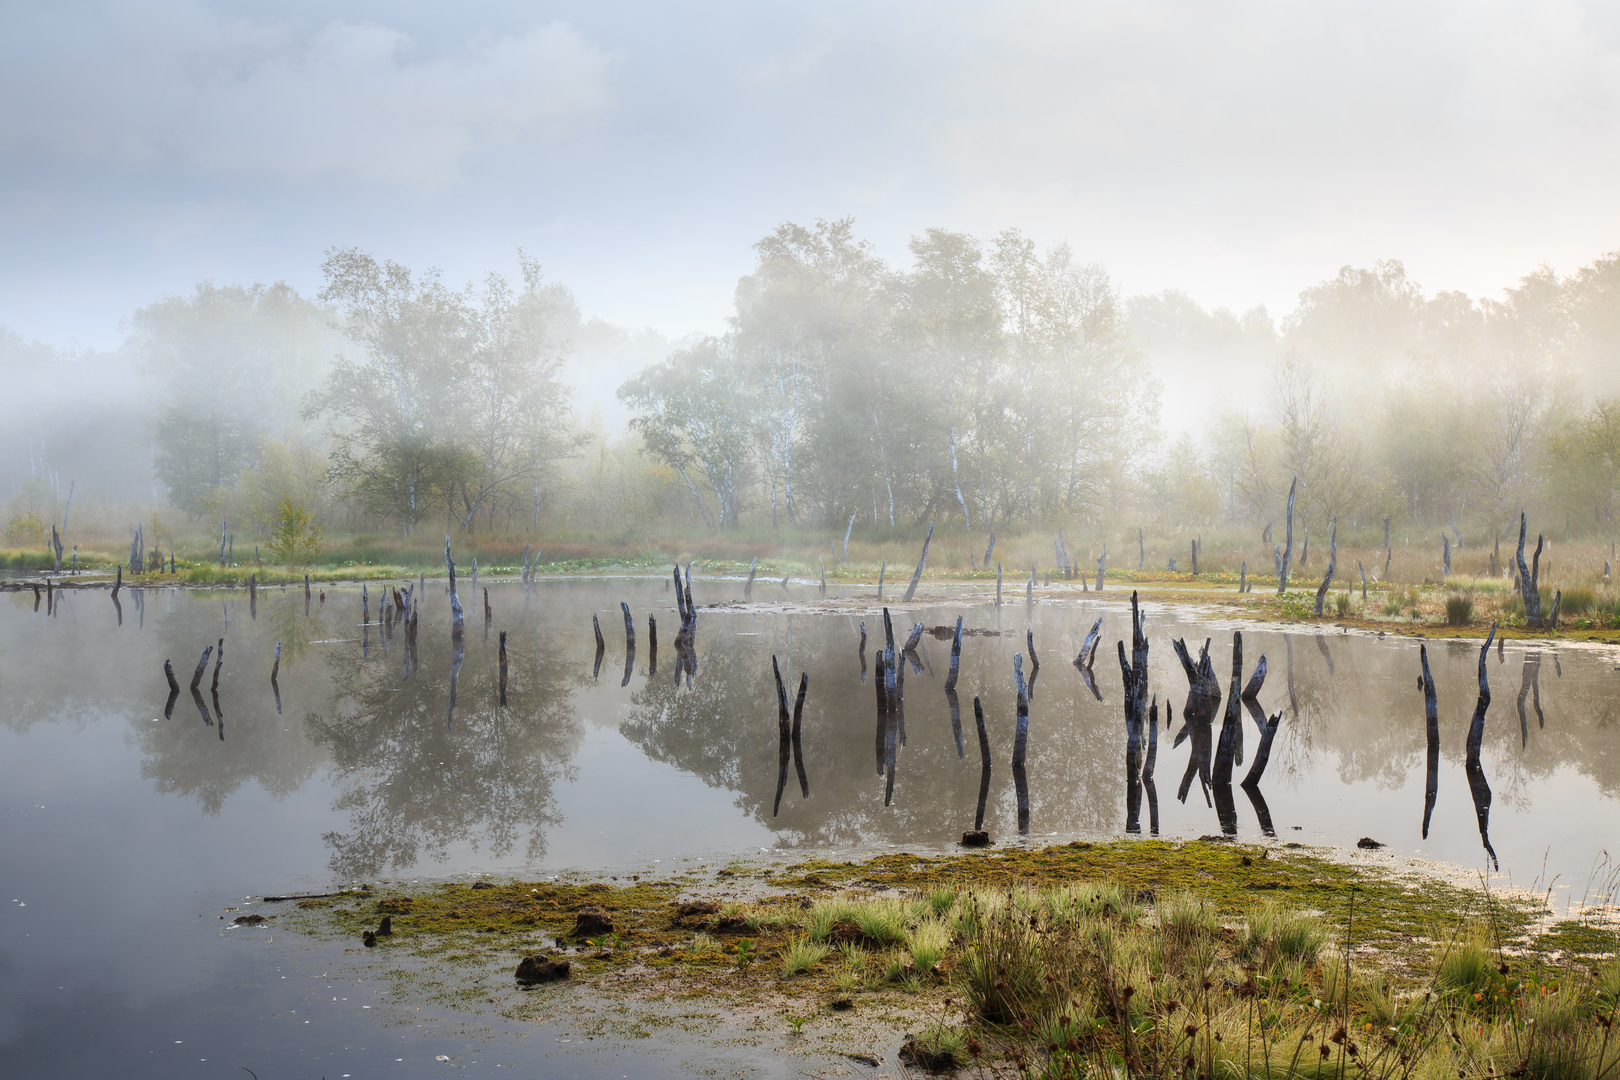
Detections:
[1277, 476, 1297, 594]
[902, 521, 933, 602]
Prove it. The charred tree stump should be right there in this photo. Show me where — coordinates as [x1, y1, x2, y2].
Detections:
[876, 561, 885, 601]
[271, 641, 281, 682]
[995, 562, 1002, 606]
[189, 646, 213, 691]
[1026, 627, 1039, 673]
[1138, 528, 1145, 571]
[744, 556, 758, 600]
[1358, 560, 1367, 600]
[51, 524, 62, 574]
[445, 538, 465, 637]
[1239, 561, 1246, 593]
[1548, 589, 1562, 631]
[791, 669, 809, 797]
[211, 636, 224, 692]
[1212, 632, 1244, 786]
[902, 521, 933, 602]
[1514, 512, 1544, 627]
[484, 588, 492, 626]
[843, 513, 855, 561]
[164, 659, 180, 693]
[1277, 476, 1297, 594]
[1191, 537, 1199, 577]
[1442, 534, 1451, 578]
[621, 601, 635, 648]
[1465, 624, 1499, 869]
[1420, 643, 1439, 838]
[592, 614, 605, 652]
[1096, 545, 1106, 591]
[819, 557, 826, 597]
[858, 619, 867, 682]
[1312, 519, 1338, 616]
[1075, 621, 1101, 670]
[984, 532, 996, 567]
[965, 695, 992, 843]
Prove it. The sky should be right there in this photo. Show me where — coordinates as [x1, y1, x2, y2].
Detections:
[3, 0, 1619, 353]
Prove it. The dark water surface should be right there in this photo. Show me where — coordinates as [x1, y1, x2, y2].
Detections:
[3, 575, 1617, 1077]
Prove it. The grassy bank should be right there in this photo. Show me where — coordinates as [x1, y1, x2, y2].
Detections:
[276, 839, 1620, 1077]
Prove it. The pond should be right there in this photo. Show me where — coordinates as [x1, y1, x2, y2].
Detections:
[2, 574, 1617, 1076]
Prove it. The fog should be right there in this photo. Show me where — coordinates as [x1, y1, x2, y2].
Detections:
[2, 2, 1618, 545]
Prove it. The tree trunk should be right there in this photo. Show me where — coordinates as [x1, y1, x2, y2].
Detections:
[445, 537, 464, 637]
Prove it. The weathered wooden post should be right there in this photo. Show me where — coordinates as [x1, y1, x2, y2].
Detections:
[484, 588, 492, 625]
[819, 557, 826, 596]
[902, 521, 933, 602]
[362, 584, 370, 624]
[1191, 537, 1198, 577]
[1313, 519, 1338, 616]
[498, 630, 508, 704]
[621, 601, 635, 647]
[112, 565, 121, 599]
[51, 524, 62, 574]
[1277, 476, 1297, 594]
[1420, 643, 1438, 838]
[1357, 560, 1367, 600]
[469, 557, 477, 602]
[1238, 561, 1247, 593]
[964, 695, 992, 843]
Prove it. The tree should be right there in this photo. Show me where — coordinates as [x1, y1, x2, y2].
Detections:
[618, 338, 753, 529]
[133, 282, 332, 514]
[308, 249, 575, 533]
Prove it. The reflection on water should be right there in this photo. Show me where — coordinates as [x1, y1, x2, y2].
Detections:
[3, 580, 1619, 889]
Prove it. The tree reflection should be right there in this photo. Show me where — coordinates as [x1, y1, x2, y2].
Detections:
[307, 619, 584, 878]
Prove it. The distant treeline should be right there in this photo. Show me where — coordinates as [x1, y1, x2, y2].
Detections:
[2, 224, 1617, 550]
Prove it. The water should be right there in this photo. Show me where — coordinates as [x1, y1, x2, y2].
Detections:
[3, 575, 1617, 1076]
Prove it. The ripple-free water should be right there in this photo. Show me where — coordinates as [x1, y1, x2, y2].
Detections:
[3, 576, 1617, 1076]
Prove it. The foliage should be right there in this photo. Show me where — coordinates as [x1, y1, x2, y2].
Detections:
[3, 509, 46, 547]
[1446, 593, 1474, 625]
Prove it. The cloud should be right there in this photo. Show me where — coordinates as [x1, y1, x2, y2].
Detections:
[0, 4, 616, 186]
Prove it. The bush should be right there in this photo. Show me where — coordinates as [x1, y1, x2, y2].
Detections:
[266, 497, 325, 566]
[1446, 594, 1474, 625]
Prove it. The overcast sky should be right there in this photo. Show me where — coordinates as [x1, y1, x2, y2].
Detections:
[3, 0, 1618, 350]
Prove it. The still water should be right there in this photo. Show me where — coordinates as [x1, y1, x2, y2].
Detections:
[2, 575, 1616, 1076]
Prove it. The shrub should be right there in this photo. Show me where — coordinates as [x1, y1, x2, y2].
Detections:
[1446, 594, 1474, 625]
